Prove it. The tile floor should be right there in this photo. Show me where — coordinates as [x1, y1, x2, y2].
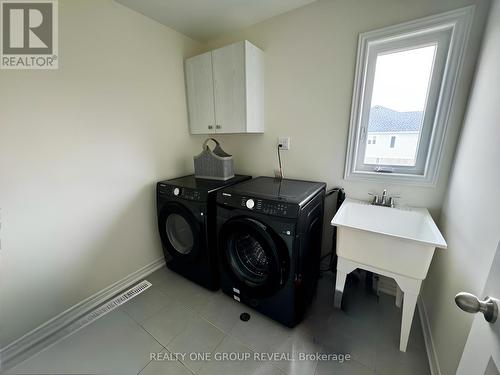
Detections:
[6, 267, 430, 375]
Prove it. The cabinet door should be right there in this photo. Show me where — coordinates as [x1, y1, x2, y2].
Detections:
[212, 42, 246, 133]
[185, 52, 216, 134]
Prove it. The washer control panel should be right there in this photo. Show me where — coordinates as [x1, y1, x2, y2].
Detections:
[245, 199, 255, 209]
[157, 183, 203, 201]
[216, 193, 299, 218]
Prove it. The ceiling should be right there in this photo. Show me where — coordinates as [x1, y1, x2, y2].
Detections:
[115, 0, 318, 42]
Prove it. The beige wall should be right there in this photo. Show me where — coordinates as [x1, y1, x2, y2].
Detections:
[0, 0, 201, 347]
[201, 0, 490, 220]
[422, 0, 500, 373]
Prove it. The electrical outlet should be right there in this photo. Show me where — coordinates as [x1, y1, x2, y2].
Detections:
[278, 137, 290, 150]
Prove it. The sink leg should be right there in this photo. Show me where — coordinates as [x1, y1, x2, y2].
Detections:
[334, 270, 347, 309]
[332, 256, 424, 352]
[400, 291, 418, 352]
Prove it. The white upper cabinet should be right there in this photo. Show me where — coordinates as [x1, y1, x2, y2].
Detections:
[185, 41, 264, 134]
[212, 42, 246, 134]
[185, 51, 216, 134]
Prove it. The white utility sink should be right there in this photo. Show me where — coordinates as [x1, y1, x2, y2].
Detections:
[331, 199, 447, 351]
[332, 199, 447, 278]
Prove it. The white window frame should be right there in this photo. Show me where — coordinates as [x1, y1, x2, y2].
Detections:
[344, 6, 474, 186]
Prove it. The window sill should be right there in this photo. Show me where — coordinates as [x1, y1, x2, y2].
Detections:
[345, 169, 438, 187]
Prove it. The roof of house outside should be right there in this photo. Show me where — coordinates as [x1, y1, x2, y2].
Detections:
[368, 106, 423, 133]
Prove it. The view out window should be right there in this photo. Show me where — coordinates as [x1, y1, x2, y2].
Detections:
[364, 46, 434, 165]
[345, 7, 474, 185]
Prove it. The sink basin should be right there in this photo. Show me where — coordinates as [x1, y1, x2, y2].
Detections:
[332, 199, 447, 248]
[331, 199, 447, 279]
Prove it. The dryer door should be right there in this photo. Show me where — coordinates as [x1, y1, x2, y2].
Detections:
[219, 217, 290, 298]
[158, 202, 201, 261]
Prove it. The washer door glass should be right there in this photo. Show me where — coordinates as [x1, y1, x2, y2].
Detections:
[165, 214, 194, 255]
[229, 232, 271, 286]
[220, 217, 290, 297]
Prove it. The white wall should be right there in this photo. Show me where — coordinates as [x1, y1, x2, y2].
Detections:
[0, 0, 201, 347]
[201, 0, 490, 219]
[422, 0, 500, 373]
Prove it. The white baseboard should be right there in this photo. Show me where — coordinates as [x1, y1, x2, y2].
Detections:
[0, 257, 165, 370]
[418, 296, 442, 375]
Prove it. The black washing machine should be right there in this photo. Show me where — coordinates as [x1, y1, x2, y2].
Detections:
[157, 174, 251, 290]
[216, 176, 326, 327]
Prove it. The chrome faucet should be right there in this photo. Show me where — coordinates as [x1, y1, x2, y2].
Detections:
[369, 189, 398, 208]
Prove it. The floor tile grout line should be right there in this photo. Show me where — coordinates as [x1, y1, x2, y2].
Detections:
[123, 309, 164, 346]
[196, 296, 242, 334]
[136, 358, 152, 375]
[150, 287, 215, 324]
[123, 285, 231, 368]
[197, 314, 238, 336]
[115, 312, 173, 375]
[137, 307, 227, 374]
[140, 320, 182, 352]
[196, 308, 235, 335]
[147, 278, 267, 338]
[177, 350, 198, 375]
[132, 291, 203, 347]
[147, 281, 237, 336]
[129, 314, 181, 364]
[194, 332, 228, 375]
[149, 284, 200, 309]
[120, 286, 172, 322]
[135, 344, 197, 375]
[194, 332, 287, 375]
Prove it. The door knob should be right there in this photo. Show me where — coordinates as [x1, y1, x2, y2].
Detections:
[455, 292, 498, 323]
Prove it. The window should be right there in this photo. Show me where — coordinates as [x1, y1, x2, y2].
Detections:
[345, 7, 474, 185]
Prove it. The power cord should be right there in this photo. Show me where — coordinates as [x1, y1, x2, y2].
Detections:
[277, 144, 284, 179]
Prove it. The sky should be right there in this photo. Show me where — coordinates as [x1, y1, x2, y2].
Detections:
[370, 45, 436, 112]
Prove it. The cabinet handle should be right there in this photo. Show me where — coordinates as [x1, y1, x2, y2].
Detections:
[216, 125, 221, 129]
[208, 125, 213, 129]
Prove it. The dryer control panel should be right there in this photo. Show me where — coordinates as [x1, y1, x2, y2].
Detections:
[217, 192, 299, 218]
[157, 183, 204, 202]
